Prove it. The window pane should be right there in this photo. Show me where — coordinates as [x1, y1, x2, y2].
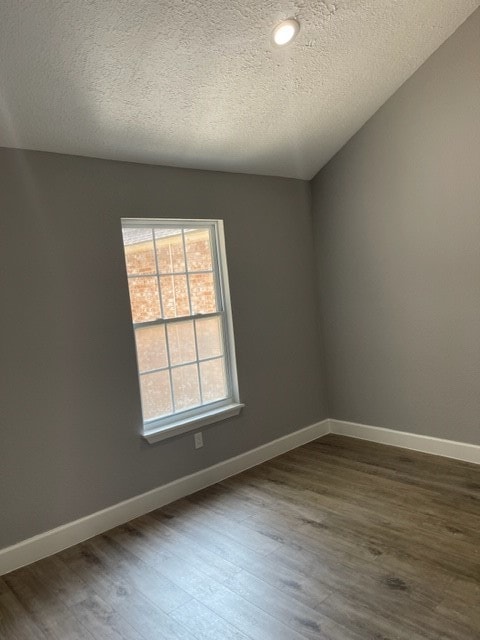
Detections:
[127, 276, 161, 323]
[123, 228, 156, 275]
[172, 364, 201, 411]
[167, 320, 196, 366]
[189, 273, 217, 314]
[160, 275, 190, 318]
[140, 370, 172, 421]
[155, 229, 185, 274]
[185, 228, 213, 272]
[196, 316, 223, 360]
[135, 325, 168, 372]
[200, 358, 227, 403]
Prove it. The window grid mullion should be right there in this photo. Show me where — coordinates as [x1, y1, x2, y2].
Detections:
[193, 318, 204, 405]
[181, 229, 204, 405]
[152, 226, 176, 413]
[127, 269, 213, 279]
[164, 324, 177, 413]
[180, 229, 193, 316]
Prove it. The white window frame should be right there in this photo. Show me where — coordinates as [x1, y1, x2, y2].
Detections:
[122, 218, 243, 443]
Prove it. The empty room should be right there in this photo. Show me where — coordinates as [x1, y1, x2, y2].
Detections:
[1, 1, 479, 638]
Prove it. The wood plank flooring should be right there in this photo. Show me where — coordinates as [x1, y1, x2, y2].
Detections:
[1, 434, 479, 639]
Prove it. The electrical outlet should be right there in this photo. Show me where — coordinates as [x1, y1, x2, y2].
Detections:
[194, 432, 204, 449]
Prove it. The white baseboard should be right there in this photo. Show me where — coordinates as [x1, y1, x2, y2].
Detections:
[0, 419, 330, 577]
[329, 419, 480, 465]
[2, 416, 478, 576]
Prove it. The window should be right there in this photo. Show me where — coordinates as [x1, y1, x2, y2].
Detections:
[121, 218, 242, 443]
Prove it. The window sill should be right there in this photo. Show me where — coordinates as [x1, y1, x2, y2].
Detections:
[142, 403, 244, 444]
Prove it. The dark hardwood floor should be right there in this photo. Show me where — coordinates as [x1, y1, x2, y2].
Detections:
[1, 434, 479, 639]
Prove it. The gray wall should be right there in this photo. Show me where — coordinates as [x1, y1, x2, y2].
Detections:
[0, 148, 327, 548]
[312, 9, 480, 445]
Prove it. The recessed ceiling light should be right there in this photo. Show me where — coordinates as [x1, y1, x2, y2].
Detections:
[272, 18, 300, 46]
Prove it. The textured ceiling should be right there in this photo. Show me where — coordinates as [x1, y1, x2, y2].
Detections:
[0, 1, 478, 179]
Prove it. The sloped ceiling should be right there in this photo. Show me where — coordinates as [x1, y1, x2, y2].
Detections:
[0, 1, 478, 179]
